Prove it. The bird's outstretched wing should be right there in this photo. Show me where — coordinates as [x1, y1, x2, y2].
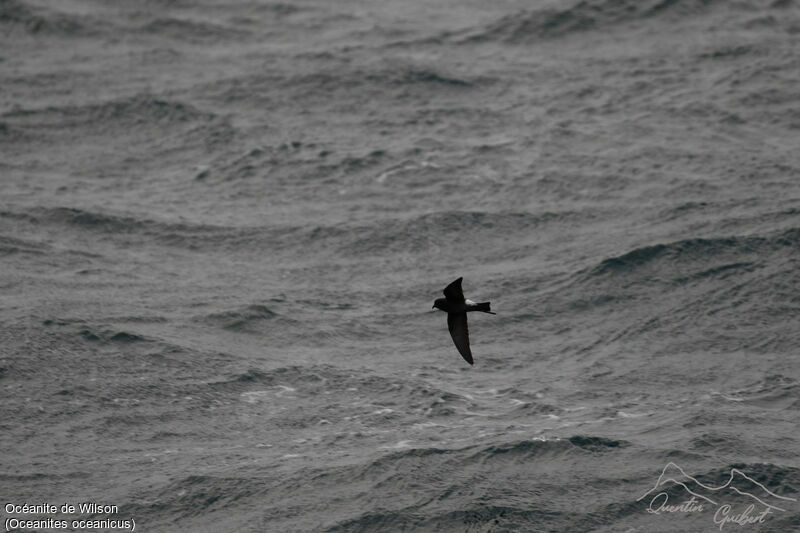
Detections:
[447, 312, 473, 365]
[443, 277, 464, 302]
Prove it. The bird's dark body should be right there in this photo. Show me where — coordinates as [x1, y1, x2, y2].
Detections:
[432, 277, 495, 365]
[432, 298, 491, 314]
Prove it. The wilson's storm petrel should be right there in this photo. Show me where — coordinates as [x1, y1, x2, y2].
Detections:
[432, 277, 495, 365]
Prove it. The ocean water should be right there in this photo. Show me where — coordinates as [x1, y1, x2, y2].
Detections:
[1, 0, 799, 531]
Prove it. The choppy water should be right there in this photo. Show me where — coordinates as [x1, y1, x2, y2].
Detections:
[2, 0, 799, 531]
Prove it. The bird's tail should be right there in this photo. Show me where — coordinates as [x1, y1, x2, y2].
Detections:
[476, 302, 496, 314]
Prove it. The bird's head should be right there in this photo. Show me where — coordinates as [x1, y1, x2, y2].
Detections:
[432, 298, 447, 311]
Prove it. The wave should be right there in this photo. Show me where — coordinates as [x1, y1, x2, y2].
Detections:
[689, 432, 754, 454]
[724, 374, 800, 410]
[0, 0, 100, 37]
[0, 121, 30, 143]
[592, 238, 738, 276]
[469, 436, 629, 462]
[0, 471, 92, 482]
[698, 43, 762, 61]
[1, 206, 253, 250]
[121, 433, 641, 532]
[306, 210, 575, 257]
[655, 448, 709, 462]
[0, 234, 48, 256]
[289, 65, 483, 93]
[200, 364, 473, 402]
[520, 226, 800, 352]
[321, 436, 633, 531]
[2, 206, 576, 258]
[368, 436, 631, 471]
[319, 450, 793, 532]
[460, 0, 732, 43]
[324, 505, 562, 533]
[138, 17, 248, 43]
[4, 205, 259, 253]
[1, 95, 214, 135]
[589, 228, 799, 278]
[197, 62, 489, 112]
[196, 304, 278, 332]
[135, 473, 270, 518]
[76, 326, 148, 344]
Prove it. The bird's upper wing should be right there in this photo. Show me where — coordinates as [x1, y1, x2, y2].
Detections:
[443, 277, 464, 302]
[447, 312, 473, 365]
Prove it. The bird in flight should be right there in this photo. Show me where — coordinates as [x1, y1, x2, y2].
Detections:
[432, 277, 495, 365]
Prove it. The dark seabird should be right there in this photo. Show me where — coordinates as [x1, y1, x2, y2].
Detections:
[432, 277, 495, 365]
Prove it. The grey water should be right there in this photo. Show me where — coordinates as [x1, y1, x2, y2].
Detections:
[1, 0, 799, 531]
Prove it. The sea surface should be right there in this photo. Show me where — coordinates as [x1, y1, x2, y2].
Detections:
[1, 0, 799, 531]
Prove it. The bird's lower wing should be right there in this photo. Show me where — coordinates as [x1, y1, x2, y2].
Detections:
[447, 312, 473, 365]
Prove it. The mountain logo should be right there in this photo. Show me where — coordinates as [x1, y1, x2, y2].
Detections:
[637, 462, 797, 529]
